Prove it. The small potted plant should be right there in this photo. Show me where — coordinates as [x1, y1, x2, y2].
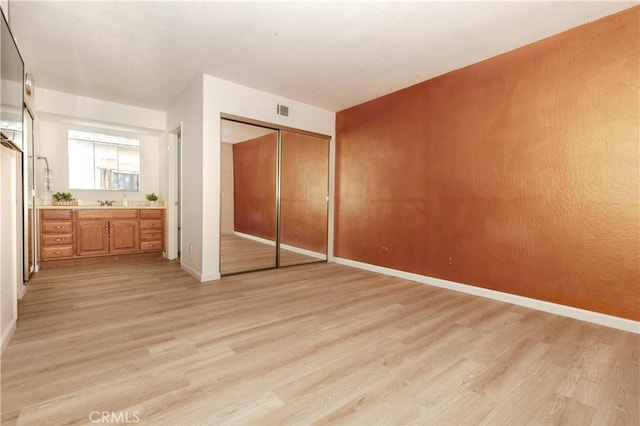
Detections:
[145, 192, 159, 207]
[52, 192, 77, 206]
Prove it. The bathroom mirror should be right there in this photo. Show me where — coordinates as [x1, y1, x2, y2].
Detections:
[220, 119, 277, 275]
[68, 130, 140, 191]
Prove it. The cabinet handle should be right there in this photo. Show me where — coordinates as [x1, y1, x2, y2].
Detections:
[53, 225, 63, 229]
[54, 251, 62, 254]
[54, 238, 62, 242]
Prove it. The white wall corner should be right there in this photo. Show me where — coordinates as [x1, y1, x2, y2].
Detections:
[167, 75, 205, 278]
[180, 262, 202, 282]
[201, 272, 222, 282]
[17, 283, 25, 299]
[180, 262, 220, 283]
[333, 257, 640, 334]
[0, 318, 16, 354]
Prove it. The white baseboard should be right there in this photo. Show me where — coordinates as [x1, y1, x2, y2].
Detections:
[1, 319, 16, 354]
[234, 231, 275, 246]
[334, 257, 640, 334]
[279, 243, 326, 260]
[201, 272, 221, 282]
[181, 262, 202, 281]
[181, 262, 220, 283]
[234, 232, 325, 260]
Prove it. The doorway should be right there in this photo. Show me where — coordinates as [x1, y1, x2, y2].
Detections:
[168, 124, 182, 261]
[219, 117, 330, 276]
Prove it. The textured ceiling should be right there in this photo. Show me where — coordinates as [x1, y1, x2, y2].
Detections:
[8, 1, 638, 112]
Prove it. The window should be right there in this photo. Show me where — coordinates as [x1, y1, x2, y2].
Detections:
[68, 130, 140, 191]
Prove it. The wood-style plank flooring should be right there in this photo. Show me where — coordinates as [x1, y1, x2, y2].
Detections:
[220, 234, 322, 275]
[1, 258, 638, 425]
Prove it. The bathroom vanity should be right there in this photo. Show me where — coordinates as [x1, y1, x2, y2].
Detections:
[39, 206, 165, 265]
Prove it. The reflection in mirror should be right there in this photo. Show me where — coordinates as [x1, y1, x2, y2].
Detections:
[0, 11, 24, 151]
[220, 119, 277, 275]
[279, 130, 329, 267]
[68, 130, 140, 191]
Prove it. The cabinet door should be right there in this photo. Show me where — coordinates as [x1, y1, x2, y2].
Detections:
[76, 220, 109, 256]
[110, 219, 140, 254]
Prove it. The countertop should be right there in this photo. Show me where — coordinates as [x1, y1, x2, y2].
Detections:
[38, 205, 166, 210]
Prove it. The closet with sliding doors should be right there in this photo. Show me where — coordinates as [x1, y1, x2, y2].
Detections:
[219, 117, 330, 275]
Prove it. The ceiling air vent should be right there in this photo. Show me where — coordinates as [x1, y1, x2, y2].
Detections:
[276, 104, 289, 117]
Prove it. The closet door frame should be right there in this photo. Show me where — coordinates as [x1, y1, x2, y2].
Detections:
[220, 113, 331, 273]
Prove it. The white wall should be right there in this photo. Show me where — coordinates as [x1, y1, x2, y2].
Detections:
[167, 76, 204, 278]
[33, 88, 167, 205]
[1, 145, 18, 352]
[35, 89, 165, 131]
[0, 0, 8, 21]
[35, 119, 161, 204]
[202, 75, 335, 281]
[167, 74, 335, 281]
[1, 3, 22, 353]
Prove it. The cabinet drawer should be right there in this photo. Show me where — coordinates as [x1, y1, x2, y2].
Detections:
[76, 209, 138, 220]
[140, 241, 163, 251]
[42, 234, 73, 246]
[140, 230, 163, 242]
[140, 220, 162, 230]
[140, 209, 163, 219]
[42, 221, 73, 233]
[41, 246, 74, 259]
[41, 209, 73, 220]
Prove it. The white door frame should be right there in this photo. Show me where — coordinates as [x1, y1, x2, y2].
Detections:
[167, 123, 183, 260]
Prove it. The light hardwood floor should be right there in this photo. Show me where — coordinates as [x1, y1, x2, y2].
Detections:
[220, 234, 323, 275]
[1, 258, 638, 425]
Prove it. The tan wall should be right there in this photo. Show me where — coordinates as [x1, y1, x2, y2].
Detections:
[280, 130, 329, 253]
[220, 142, 234, 234]
[233, 133, 277, 241]
[335, 7, 639, 320]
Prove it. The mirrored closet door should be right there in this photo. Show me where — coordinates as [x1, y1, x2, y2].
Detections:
[279, 130, 329, 267]
[219, 118, 329, 276]
[220, 119, 278, 275]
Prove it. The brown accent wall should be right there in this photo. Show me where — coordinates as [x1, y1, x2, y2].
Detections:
[335, 7, 639, 320]
[233, 133, 277, 241]
[280, 130, 329, 253]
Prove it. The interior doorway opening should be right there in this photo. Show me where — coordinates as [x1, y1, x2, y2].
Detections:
[167, 124, 182, 261]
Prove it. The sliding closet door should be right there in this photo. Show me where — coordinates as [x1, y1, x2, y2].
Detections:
[278, 130, 329, 267]
[219, 119, 278, 275]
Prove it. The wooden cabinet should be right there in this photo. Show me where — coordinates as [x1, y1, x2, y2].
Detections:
[40, 208, 164, 264]
[76, 220, 109, 256]
[110, 219, 140, 254]
[40, 209, 75, 260]
[76, 209, 145, 257]
[140, 209, 164, 252]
